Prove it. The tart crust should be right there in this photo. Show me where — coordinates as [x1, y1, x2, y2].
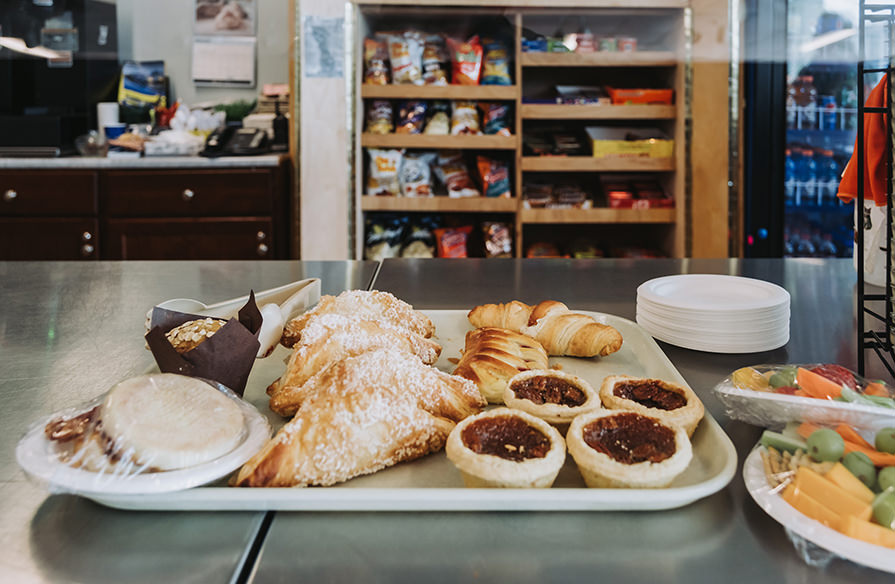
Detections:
[599, 375, 704, 437]
[567, 409, 692, 488]
[445, 408, 566, 488]
[503, 369, 601, 430]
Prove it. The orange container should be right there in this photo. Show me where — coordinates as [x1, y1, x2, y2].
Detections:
[608, 88, 674, 105]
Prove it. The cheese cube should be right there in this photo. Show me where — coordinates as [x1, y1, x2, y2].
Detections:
[782, 483, 841, 531]
[825, 463, 875, 505]
[841, 515, 895, 549]
[792, 467, 873, 522]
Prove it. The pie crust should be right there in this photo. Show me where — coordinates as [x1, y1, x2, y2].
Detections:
[599, 375, 704, 437]
[567, 409, 692, 488]
[503, 369, 601, 431]
[445, 408, 566, 488]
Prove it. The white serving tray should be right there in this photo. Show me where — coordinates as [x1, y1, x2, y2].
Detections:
[744, 446, 895, 573]
[90, 310, 738, 512]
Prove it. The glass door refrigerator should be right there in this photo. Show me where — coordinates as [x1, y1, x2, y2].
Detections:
[743, 0, 859, 258]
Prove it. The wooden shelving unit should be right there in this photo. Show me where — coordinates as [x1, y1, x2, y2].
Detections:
[361, 134, 518, 150]
[352, 3, 689, 259]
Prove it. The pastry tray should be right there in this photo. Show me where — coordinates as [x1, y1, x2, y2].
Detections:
[89, 310, 737, 511]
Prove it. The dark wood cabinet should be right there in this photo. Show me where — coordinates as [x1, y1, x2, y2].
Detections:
[0, 158, 290, 260]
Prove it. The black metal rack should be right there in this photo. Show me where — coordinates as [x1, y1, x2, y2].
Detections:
[857, 1, 895, 377]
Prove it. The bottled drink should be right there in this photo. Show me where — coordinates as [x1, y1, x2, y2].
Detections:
[819, 95, 837, 130]
[817, 149, 839, 204]
[795, 75, 818, 130]
[784, 148, 796, 202]
[818, 233, 838, 257]
[840, 74, 858, 130]
[786, 81, 799, 129]
[796, 231, 816, 256]
[796, 148, 817, 205]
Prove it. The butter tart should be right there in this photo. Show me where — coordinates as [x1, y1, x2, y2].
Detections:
[599, 375, 704, 437]
[503, 369, 601, 431]
[445, 408, 566, 488]
[567, 409, 692, 488]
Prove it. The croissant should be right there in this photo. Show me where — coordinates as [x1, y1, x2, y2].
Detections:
[468, 300, 622, 358]
[453, 327, 549, 404]
[267, 314, 442, 417]
[235, 349, 485, 487]
[280, 290, 435, 348]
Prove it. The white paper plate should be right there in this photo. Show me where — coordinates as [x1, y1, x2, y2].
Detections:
[16, 385, 271, 496]
[636, 305, 789, 335]
[637, 275, 790, 313]
[637, 313, 789, 353]
[636, 302, 789, 328]
[744, 446, 895, 573]
[714, 378, 895, 430]
[636, 295, 790, 320]
[88, 310, 739, 512]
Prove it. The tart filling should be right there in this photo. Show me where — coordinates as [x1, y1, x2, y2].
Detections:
[599, 375, 704, 437]
[446, 408, 566, 488]
[567, 409, 692, 489]
[503, 369, 601, 427]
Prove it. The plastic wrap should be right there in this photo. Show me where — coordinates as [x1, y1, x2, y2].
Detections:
[713, 363, 895, 429]
[16, 373, 270, 496]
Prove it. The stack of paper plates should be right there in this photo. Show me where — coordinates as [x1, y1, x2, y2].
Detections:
[635, 274, 791, 353]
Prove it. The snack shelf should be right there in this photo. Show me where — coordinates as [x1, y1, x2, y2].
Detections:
[521, 104, 676, 120]
[521, 156, 675, 172]
[361, 85, 519, 100]
[520, 51, 678, 68]
[519, 207, 675, 224]
[361, 134, 518, 150]
[361, 196, 518, 213]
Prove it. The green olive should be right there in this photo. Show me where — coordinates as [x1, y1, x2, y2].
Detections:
[875, 427, 895, 454]
[872, 491, 895, 529]
[879, 467, 895, 493]
[843, 451, 878, 489]
[807, 428, 845, 462]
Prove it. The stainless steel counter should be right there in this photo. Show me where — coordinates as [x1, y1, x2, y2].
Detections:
[0, 261, 377, 583]
[2, 258, 893, 583]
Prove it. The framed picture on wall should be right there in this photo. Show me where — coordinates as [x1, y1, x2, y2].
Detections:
[194, 0, 256, 37]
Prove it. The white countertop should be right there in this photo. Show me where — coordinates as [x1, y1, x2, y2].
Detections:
[0, 154, 286, 169]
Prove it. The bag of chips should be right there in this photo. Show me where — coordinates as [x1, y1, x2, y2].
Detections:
[388, 33, 423, 85]
[366, 148, 403, 196]
[423, 101, 450, 135]
[447, 36, 483, 85]
[399, 152, 436, 197]
[364, 214, 406, 260]
[365, 100, 393, 135]
[479, 102, 511, 136]
[422, 35, 449, 85]
[395, 100, 427, 134]
[435, 151, 480, 198]
[363, 38, 390, 85]
[451, 101, 480, 135]
[434, 225, 473, 258]
[476, 156, 511, 198]
[482, 221, 513, 258]
[400, 215, 441, 258]
[481, 40, 512, 86]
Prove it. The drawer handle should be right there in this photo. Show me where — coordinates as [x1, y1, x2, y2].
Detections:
[82, 231, 93, 242]
[256, 243, 269, 257]
[182, 189, 195, 201]
[256, 231, 267, 241]
[80, 244, 95, 257]
[3, 189, 16, 202]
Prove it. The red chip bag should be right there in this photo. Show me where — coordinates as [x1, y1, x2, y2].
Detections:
[447, 36, 483, 85]
[434, 226, 472, 258]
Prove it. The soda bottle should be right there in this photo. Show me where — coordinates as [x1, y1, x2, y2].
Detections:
[797, 148, 817, 205]
[786, 80, 800, 129]
[840, 74, 858, 130]
[819, 95, 837, 130]
[818, 233, 838, 256]
[796, 75, 818, 130]
[818, 149, 839, 204]
[796, 231, 816, 256]
[784, 148, 796, 202]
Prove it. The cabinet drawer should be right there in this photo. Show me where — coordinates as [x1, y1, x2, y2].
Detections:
[0, 171, 98, 216]
[103, 170, 274, 217]
[103, 218, 275, 260]
[0, 218, 99, 260]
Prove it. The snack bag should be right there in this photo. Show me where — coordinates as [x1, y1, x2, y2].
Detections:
[477, 156, 511, 198]
[434, 226, 473, 258]
[451, 101, 481, 135]
[400, 215, 441, 258]
[365, 100, 393, 134]
[424, 101, 450, 135]
[388, 33, 423, 85]
[399, 152, 436, 197]
[363, 38, 390, 85]
[481, 40, 512, 85]
[482, 221, 513, 258]
[479, 102, 512, 136]
[435, 151, 481, 198]
[395, 101, 427, 134]
[364, 214, 406, 260]
[447, 36, 483, 85]
[422, 35, 449, 85]
[366, 148, 403, 196]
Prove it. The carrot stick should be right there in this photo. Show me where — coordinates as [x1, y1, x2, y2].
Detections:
[865, 382, 890, 397]
[835, 424, 875, 450]
[797, 422, 823, 440]
[842, 440, 895, 467]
